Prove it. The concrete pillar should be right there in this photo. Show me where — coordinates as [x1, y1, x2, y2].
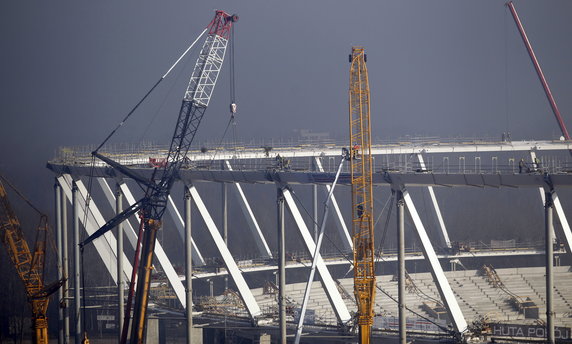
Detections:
[256, 333, 271, 344]
[190, 327, 203, 344]
[312, 157, 319, 242]
[545, 191, 555, 344]
[313, 184, 318, 242]
[146, 318, 159, 344]
[397, 190, 406, 344]
[222, 181, 228, 290]
[55, 181, 64, 344]
[72, 182, 81, 344]
[277, 188, 286, 344]
[185, 187, 193, 344]
[116, 183, 124, 342]
[62, 185, 70, 344]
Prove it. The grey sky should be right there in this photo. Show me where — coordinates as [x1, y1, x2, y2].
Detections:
[0, 0, 571, 211]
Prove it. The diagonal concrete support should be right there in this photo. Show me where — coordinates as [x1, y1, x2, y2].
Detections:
[552, 192, 572, 256]
[281, 186, 352, 324]
[96, 178, 206, 266]
[313, 157, 353, 252]
[417, 154, 451, 248]
[530, 151, 559, 245]
[58, 175, 129, 284]
[402, 188, 467, 334]
[224, 161, 273, 258]
[187, 184, 262, 320]
[539, 172, 572, 260]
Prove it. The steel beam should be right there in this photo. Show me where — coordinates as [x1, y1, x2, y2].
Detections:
[402, 189, 467, 333]
[281, 187, 351, 324]
[314, 157, 353, 252]
[224, 161, 272, 257]
[187, 184, 262, 319]
[417, 154, 451, 248]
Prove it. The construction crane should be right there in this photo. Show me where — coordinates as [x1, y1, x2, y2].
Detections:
[349, 46, 376, 344]
[0, 176, 62, 344]
[80, 10, 238, 344]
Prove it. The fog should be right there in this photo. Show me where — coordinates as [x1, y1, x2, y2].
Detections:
[1, 0, 571, 337]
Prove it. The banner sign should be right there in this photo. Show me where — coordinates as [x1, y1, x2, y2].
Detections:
[492, 323, 571, 340]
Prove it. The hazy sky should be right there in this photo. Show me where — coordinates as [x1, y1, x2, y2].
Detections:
[1, 0, 571, 214]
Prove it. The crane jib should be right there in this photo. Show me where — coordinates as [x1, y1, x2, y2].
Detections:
[82, 11, 237, 344]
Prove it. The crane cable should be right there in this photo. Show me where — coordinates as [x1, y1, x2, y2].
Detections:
[94, 28, 208, 154]
[0, 175, 46, 217]
[375, 189, 395, 255]
[77, 30, 208, 340]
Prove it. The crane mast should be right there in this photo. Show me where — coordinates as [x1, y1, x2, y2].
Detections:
[349, 46, 375, 344]
[81, 10, 237, 344]
[0, 178, 50, 344]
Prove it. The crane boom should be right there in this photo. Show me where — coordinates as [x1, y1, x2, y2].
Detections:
[349, 46, 375, 344]
[0, 178, 50, 344]
[129, 11, 237, 344]
[507, 1, 570, 141]
[79, 10, 238, 344]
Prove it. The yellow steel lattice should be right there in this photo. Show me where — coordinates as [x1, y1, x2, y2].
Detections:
[349, 46, 376, 344]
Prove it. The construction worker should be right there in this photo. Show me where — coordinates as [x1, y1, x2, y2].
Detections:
[352, 144, 360, 160]
[357, 204, 364, 218]
[534, 157, 542, 172]
[518, 158, 527, 173]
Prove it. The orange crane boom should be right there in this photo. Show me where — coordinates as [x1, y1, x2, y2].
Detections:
[0, 177, 58, 344]
[349, 46, 376, 344]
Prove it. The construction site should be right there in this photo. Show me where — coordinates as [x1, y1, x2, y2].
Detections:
[2, 2, 572, 344]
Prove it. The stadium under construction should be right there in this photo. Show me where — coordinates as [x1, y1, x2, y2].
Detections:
[34, 4, 572, 343]
[46, 138, 572, 343]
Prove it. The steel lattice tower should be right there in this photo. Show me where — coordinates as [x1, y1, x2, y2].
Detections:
[349, 46, 376, 344]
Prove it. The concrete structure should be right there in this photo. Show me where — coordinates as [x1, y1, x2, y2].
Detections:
[48, 138, 572, 342]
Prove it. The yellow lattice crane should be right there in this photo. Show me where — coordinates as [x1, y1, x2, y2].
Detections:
[349, 46, 376, 344]
[0, 176, 62, 344]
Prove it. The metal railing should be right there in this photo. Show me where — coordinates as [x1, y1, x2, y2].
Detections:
[51, 137, 572, 175]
